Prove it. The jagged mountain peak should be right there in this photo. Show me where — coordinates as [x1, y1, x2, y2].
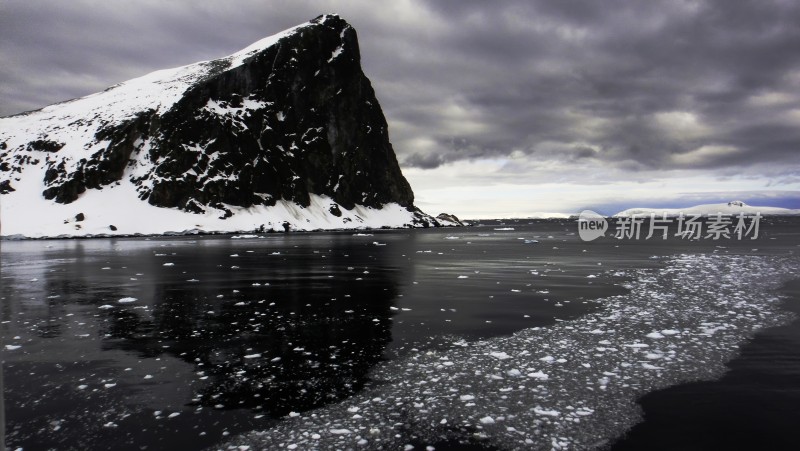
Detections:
[0, 15, 447, 238]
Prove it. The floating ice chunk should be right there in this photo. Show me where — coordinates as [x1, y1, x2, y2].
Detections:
[330, 428, 352, 434]
[5, 345, 21, 351]
[458, 275, 469, 279]
[527, 371, 549, 380]
[460, 395, 475, 401]
[479, 416, 495, 424]
[244, 354, 262, 359]
[163, 263, 175, 266]
[533, 407, 560, 417]
[98, 305, 114, 309]
[539, 356, 555, 363]
[661, 329, 680, 335]
[118, 297, 138, 303]
[507, 369, 522, 377]
[289, 411, 301, 417]
[646, 332, 665, 339]
[489, 351, 511, 360]
[624, 343, 649, 348]
[168, 412, 180, 418]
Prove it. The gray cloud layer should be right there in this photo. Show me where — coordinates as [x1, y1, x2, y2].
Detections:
[2, 0, 799, 178]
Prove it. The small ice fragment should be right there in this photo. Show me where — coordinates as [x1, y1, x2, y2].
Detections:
[489, 351, 511, 360]
[460, 395, 475, 401]
[244, 354, 262, 359]
[168, 412, 180, 418]
[480, 416, 495, 424]
[4, 345, 21, 351]
[527, 371, 549, 380]
[118, 297, 137, 303]
[330, 428, 352, 434]
[163, 263, 175, 266]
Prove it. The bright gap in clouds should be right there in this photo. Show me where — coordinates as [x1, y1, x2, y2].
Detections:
[404, 159, 800, 219]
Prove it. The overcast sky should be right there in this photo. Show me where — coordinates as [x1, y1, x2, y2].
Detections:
[2, 0, 799, 217]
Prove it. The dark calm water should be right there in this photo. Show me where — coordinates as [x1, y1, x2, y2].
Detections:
[2, 219, 799, 450]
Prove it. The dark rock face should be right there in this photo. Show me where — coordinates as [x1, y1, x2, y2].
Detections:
[0, 179, 14, 194]
[436, 213, 464, 226]
[8, 15, 416, 215]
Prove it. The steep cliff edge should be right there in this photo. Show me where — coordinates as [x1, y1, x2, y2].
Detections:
[0, 15, 446, 238]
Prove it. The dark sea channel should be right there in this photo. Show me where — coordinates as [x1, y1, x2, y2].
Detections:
[2, 218, 799, 450]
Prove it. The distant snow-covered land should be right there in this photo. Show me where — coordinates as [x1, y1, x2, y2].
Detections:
[615, 200, 800, 217]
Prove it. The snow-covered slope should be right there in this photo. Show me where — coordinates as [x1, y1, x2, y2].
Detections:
[0, 15, 447, 238]
[614, 200, 800, 217]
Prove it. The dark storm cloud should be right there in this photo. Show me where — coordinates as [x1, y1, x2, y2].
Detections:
[1, 0, 799, 176]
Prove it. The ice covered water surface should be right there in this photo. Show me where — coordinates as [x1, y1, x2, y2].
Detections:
[226, 254, 800, 450]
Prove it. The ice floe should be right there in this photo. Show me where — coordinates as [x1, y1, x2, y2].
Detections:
[225, 254, 799, 450]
